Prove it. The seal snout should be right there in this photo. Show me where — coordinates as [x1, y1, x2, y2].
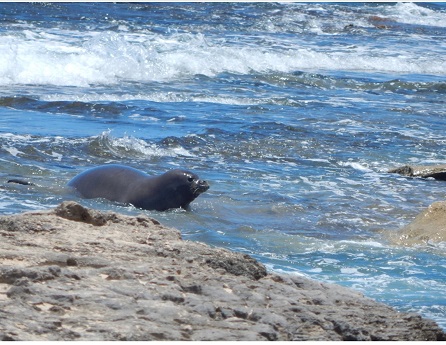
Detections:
[193, 179, 210, 195]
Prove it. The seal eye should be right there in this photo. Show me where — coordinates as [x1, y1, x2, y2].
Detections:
[187, 176, 194, 183]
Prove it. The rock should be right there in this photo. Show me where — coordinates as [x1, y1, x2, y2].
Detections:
[0, 201, 444, 341]
[388, 201, 446, 246]
[388, 164, 446, 180]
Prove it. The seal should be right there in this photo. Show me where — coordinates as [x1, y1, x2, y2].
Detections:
[67, 164, 209, 211]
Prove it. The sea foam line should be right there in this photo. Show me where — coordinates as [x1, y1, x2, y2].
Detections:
[0, 25, 445, 88]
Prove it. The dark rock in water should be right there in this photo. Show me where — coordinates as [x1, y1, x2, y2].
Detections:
[7, 179, 36, 186]
[0, 201, 444, 341]
[389, 164, 446, 180]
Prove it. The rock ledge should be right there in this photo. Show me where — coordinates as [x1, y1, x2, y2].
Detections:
[389, 164, 446, 180]
[0, 201, 444, 341]
[388, 201, 446, 246]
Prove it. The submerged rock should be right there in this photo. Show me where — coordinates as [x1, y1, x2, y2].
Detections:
[388, 201, 446, 246]
[389, 164, 446, 180]
[0, 201, 444, 341]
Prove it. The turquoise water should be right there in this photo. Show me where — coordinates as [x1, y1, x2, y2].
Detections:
[0, 2, 445, 329]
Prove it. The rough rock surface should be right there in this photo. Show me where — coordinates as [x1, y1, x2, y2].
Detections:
[388, 201, 446, 246]
[0, 201, 444, 341]
[389, 164, 446, 180]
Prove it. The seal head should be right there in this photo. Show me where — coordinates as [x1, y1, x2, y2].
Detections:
[134, 169, 209, 211]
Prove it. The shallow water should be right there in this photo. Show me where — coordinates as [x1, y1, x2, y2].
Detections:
[0, 2, 445, 329]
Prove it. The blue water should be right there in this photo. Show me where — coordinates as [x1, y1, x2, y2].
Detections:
[0, 2, 445, 330]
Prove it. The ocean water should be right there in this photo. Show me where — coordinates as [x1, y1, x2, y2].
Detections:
[0, 2, 445, 330]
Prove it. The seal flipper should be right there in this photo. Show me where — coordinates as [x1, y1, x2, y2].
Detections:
[7, 179, 36, 186]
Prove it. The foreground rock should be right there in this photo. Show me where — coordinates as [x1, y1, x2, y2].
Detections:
[0, 202, 444, 341]
[388, 201, 446, 246]
[389, 164, 446, 180]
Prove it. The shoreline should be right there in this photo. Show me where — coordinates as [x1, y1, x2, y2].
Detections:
[0, 201, 444, 341]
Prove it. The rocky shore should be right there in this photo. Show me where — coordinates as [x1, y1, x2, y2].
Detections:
[387, 164, 446, 246]
[389, 163, 446, 180]
[0, 201, 445, 341]
[387, 201, 446, 246]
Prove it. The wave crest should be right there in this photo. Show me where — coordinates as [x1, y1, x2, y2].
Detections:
[90, 131, 193, 159]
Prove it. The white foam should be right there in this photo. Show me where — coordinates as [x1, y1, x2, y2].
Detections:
[98, 131, 194, 158]
[1, 19, 445, 89]
[340, 240, 385, 248]
[339, 161, 373, 173]
[3, 147, 24, 157]
[387, 3, 446, 28]
[299, 176, 346, 197]
[340, 267, 366, 276]
[129, 114, 159, 122]
[265, 264, 307, 277]
[2, 133, 34, 141]
[305, 158, 331, 164]
[41, 91, 261, 106]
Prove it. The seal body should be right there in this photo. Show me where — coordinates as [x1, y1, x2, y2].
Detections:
[67, 164, 209, 211]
